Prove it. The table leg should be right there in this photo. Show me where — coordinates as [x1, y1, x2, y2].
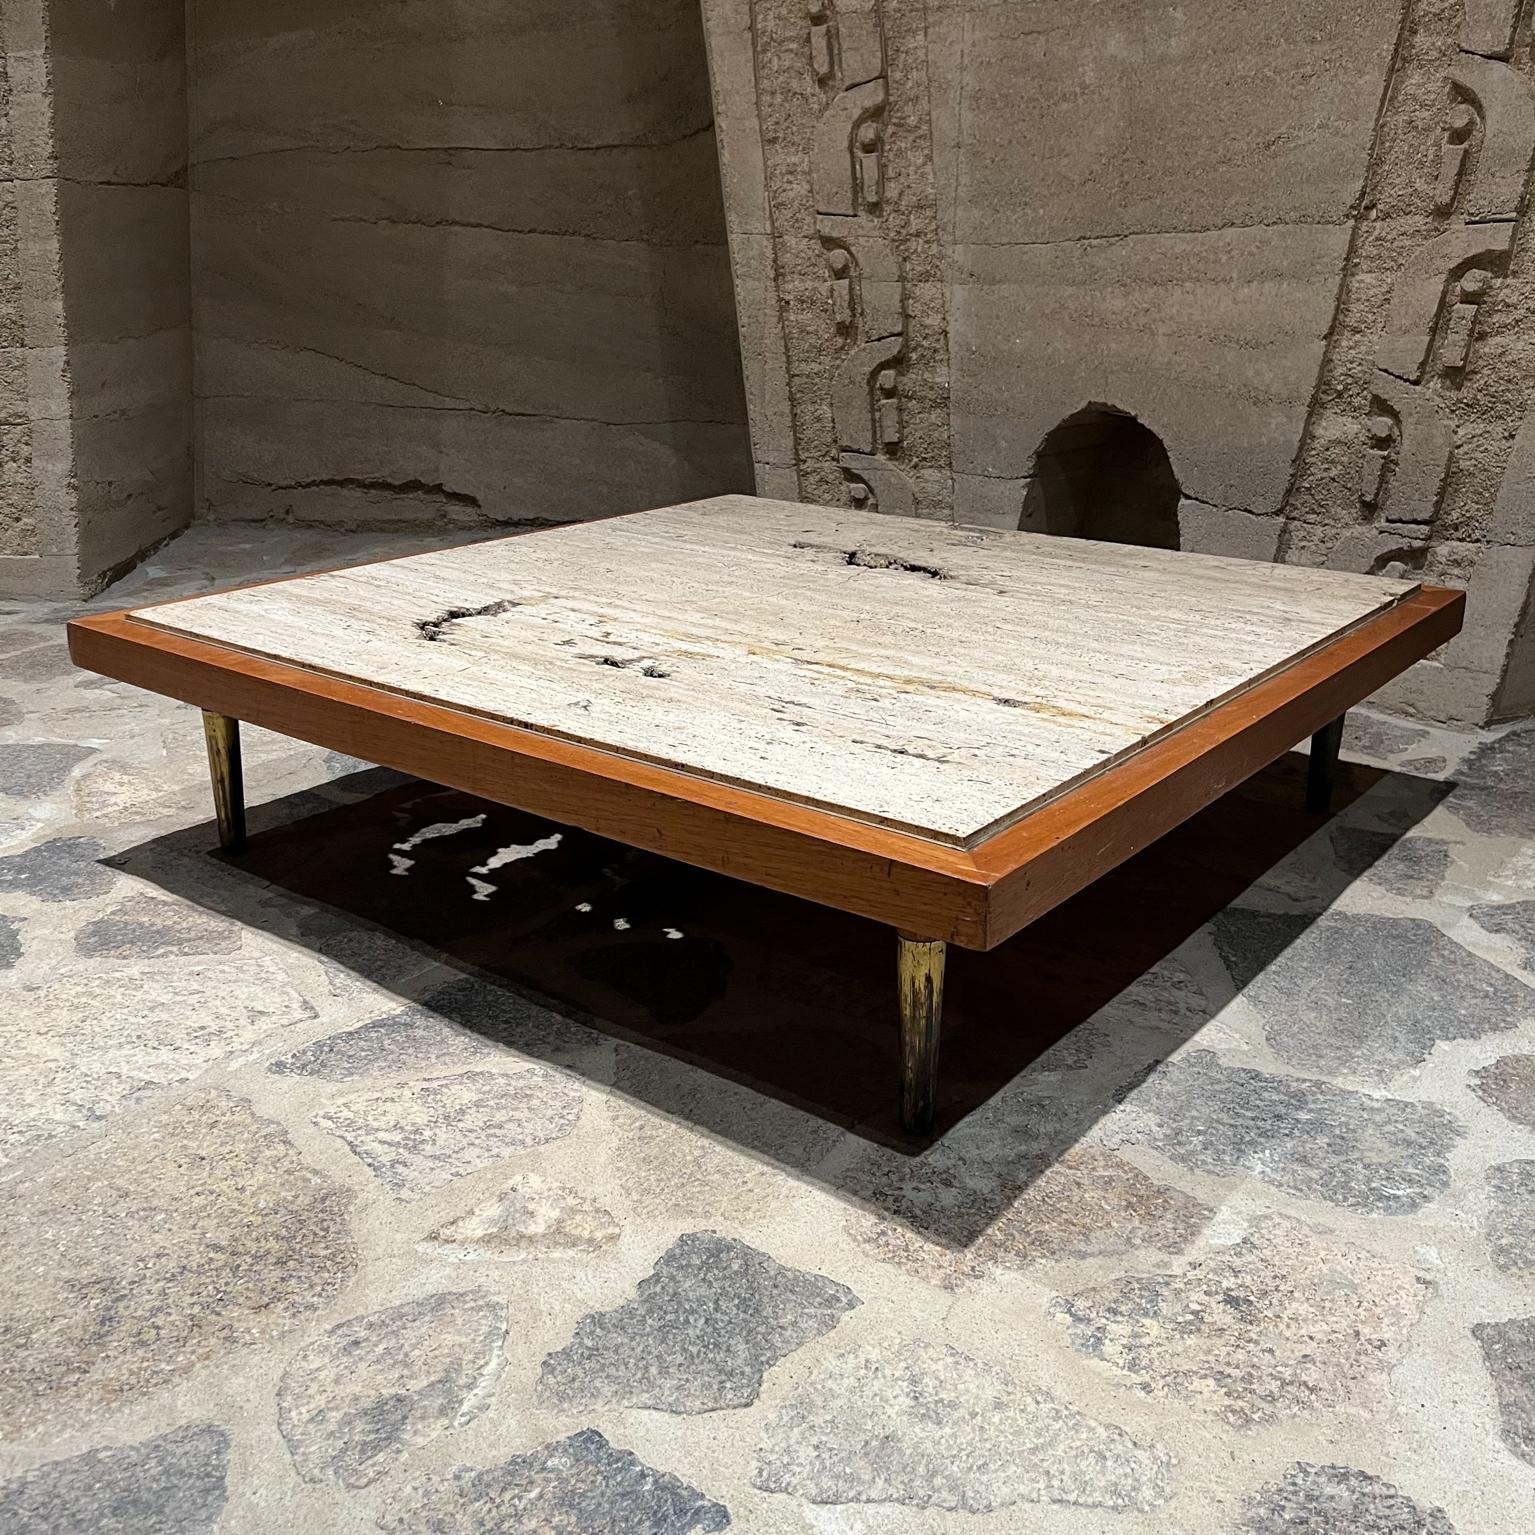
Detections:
[897, 932, 945, 1136]
[1306, 713, 1346, 815]
[201, 710, 246, 853]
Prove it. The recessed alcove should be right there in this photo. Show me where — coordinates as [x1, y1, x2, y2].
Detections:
[1019, 406, 1182, 550]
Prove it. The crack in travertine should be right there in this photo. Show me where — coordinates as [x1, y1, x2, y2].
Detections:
[790, 540, 950, 580]
[415, 601, 520, 643]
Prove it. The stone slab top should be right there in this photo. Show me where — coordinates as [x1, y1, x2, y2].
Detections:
[132, 495, 1419, 848]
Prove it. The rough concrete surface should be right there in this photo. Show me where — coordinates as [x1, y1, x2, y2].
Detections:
[0, 0, 752, 599]
[186, 0, 752, 533]
[1, 525, 1534, 1532]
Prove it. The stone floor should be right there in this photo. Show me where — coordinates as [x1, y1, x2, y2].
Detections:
[2, 523, 1535, 1534]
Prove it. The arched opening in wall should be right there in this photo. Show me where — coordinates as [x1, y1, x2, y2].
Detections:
[1019, 406, 1182, 549]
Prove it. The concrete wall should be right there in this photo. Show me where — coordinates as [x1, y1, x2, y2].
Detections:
[57, 0, 192, 586]
[187, 0, 753, 532]
[703, 0, 1535, 726]
[0, 0, 192, 600]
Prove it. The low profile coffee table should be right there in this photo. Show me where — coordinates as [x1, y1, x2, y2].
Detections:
[68, 496, 1463, 1135]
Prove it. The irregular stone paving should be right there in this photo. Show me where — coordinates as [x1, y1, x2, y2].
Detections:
[844, 1129, 1213, 1289]
[73, 895, 242, 959]
[2, 533, 1534, 1531]
[1211, 909, 1531, 1081]
[0, 1091, 355, 1437]
[0, 1425, 229, 1535]
[271, 1002, 510, 1081]
[540, 1231, 858, 1411]
[1449, 724, 1535, 837]
[752, 1337, 1171, 1512]
[1229, 1462, 1456, 1534]
[379, 1430, 729, 1533]
[1104, 1049, 1463, 1213]
[1055, 1217, 1431, 1426]
[1487, 1162, 1535, 1283]
[1472, 1317, 1535, 1467]
[1472, 900, 1535, 971]
[0, 834, 113, 900]
[277, 1291, 506, 1487]
[421, 1173, 620, 1260]
[270, 973, 589, 1080]
[1330, 828, 1451, 898]
[0, 742, 95, 797]
[1344, 712, 1431, 759]
[314, 1065, 583, 1197]
[3, 956, 318, 1164]
[1472, 1055, 1535, 1129]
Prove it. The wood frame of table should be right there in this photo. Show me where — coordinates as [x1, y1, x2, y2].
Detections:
[68, 582, 1464, 1137]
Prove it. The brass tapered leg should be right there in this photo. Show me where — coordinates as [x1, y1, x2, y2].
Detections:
[1306, 713, 1346, 815]
[201, 710, 246, 853]
[897, 932, 945, 1136]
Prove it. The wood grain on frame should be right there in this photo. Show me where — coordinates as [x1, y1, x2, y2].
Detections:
[68, 584, 1464, 951]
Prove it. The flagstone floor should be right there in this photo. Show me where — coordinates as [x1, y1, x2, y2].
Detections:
[1, 522, 1534, 1534]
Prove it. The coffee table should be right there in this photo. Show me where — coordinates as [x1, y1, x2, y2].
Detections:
[68, 496, 1463, 1134]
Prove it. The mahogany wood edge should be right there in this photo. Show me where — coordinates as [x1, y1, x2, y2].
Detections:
[66, 584, 1464, 952]
[970, 585, 1465, 948]
[65, 611, 994, 945]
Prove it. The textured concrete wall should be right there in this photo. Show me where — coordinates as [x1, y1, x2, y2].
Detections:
[0, 0, 191, 600]
[188, 0, 753, 532]
[0, 0, 74, 595]
[704, 0, 1535, 725]
[55, 0, 192, 587]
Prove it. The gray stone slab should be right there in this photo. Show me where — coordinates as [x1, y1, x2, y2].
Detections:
[70, 761, 177, 825]
[0, 836, 113, 901]
[1229, 1462, 1456, 1534]
[0, 1425, 229, 1535]
[271, 1007, 499, 1081]
[0, 1092, 355, 1436]
[1330, 830, 1451, 899]
[1345, 714, 1432, 761]
[1487, 1161, 1535, 1283]
[1109, 1049, 1463, 1214]
[1471, 901, 1535, 971]
[0, 914, 18, 968]
[1449, 725, 1535, 837]
[292, 904, 436, 990]
[752, 1336, 1171, 1513]
[847, 1140, 1212, 1290]
[378, 1429, 729, 1534]
[315, 1066, 582, 1198]
[1473, 1316, 1535, 1467]
[1212, 910, 1531, 1081]
[539, 1231, 858, 1412]
[4, 955, 320, 1164]
[1057, 1217, 1430, 1427]
[73, 896, 242, 959]
[0, 628, 52, 655]
[0, 643, 75, 683]
[269, 975, 590, 1081]
[0, 743, 95, 797]
[277, 1291, 506, 1488]
[1471, 1055, 1535, 1130]
[421, 1174, 619, 1262]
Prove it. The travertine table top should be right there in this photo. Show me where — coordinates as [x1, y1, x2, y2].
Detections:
[138, 496, 1419, 847]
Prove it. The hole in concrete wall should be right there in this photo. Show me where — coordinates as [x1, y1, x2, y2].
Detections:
[1020, 406, 1182, 550]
